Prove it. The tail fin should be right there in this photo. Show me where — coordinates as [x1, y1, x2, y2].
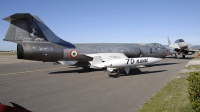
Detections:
[167, 36, 171, 45]
[3, 13, 75, 48]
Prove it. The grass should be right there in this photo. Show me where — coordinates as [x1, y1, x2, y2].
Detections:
[193, 57, 200, 60]
[139, 76, 194, 112]
[0, 52, 17, 55]
[140, 58, 200, 112]
[185, 65, 200, 70]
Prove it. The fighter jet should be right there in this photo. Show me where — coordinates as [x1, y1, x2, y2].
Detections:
[2, 13, 168, 76]
[167, 37, 198, 58]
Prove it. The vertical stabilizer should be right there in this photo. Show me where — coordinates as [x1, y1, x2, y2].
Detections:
[3, 13, 75, 48]
[167, 36, 171, 45]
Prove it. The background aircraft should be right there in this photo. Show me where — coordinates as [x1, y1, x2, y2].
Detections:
[3, 13, 169, 76]
[167, 37, 198, 58]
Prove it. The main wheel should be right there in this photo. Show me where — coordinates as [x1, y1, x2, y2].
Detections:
[108, 73, 119, 77]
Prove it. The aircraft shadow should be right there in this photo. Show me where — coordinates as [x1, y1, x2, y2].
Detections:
[109, 69, 167, 78]
[69, 66, 79, 68]
[118, 68, 167, 77]
[49, 68, 105, 74]
[146, 62, 178, 67]
[165, 56, 193, 60]
[49, 67, 167, 77]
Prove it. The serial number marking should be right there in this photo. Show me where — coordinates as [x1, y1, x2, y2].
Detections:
[126, 58, 148, 64]
[110, 56, 120, 59]
[22, 37, 45, 42]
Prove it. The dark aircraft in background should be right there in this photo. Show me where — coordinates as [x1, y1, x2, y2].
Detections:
[167, 37, 198, 58]
[3, 13, 172, 76]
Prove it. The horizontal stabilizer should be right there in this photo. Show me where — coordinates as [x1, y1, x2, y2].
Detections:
[3, 13, 40, 22]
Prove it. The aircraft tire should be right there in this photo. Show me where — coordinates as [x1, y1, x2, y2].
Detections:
[108, 73, 119, 78]
[82, 66, 90, 69]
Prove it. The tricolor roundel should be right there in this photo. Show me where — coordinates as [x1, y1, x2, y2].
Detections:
[70, 50, 78, 58]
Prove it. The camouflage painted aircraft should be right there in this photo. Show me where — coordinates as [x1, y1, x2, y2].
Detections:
[3, 13, 171, 76]
[167, 37, 198, 58]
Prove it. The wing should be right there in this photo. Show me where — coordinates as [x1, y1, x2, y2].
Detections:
[56, 53, 162, 75]
[169, 43, 180, 49]
[56, 53, 128, 67]
[187, 49, 199, 54]
[186, 43, 193, 48]
[85, 53, 128, 62]
[85, 53, 130, 73]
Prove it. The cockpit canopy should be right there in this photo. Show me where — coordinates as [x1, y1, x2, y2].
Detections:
[148, 43, 165, 48]
[175, 39, 185, 43]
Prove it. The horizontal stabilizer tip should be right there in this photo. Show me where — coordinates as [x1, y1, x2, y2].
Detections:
[3, 13, 35, 22]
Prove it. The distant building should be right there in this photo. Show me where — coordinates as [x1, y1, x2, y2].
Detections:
[0, 50, 16, 52]
[11, 50, 16, 52]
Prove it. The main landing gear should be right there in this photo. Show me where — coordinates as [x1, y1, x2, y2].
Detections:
[182, 54, 186, 59]
[108, 68, 124, 77]
[108, 73, 119, 77]
[175, 53, 186, 59]
[175, 54, 180, 59]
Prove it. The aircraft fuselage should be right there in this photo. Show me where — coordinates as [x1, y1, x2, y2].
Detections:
[17, 42, 169, 62]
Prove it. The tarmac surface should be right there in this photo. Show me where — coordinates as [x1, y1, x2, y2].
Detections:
[0, 55, 192, 112]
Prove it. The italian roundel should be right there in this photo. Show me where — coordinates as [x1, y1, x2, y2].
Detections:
[70, 50, 78, 58]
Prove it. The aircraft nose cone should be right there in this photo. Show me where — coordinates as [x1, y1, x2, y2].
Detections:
[157, 58, 162, 62]
[150, 57, 162, 63]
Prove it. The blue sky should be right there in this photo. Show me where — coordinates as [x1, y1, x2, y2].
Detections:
[0, 0, 200, 50]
